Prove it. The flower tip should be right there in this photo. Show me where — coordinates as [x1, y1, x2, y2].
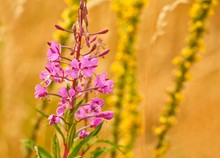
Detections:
[55, 24, 65, 31]
[99, 111, 114, 120]
[98, 29, 109, 34]
[47, 42, 51, 46]
[99, 49, 110, 57]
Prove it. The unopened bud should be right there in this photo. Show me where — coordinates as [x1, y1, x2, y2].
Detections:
[97, 29, 108, 34]
[47, 42, 51, 46]
[80, 0, 84, 10]
[55, 24, 65, 31]
[85, 38, 90, 47]
[89, 36, 97, 43]
[99, 111, 114, 120]
[90, 44, 97, 52]
[99, 49, 110, 57]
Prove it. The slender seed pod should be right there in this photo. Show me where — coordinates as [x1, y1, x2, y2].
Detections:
[154, 1, 217, 157]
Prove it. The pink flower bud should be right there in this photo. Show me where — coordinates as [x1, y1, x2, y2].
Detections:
[89, 36, 97, 43]
[55, 24, 65, 31]
[99, 111, 114, 120]
[48, 114, 60, 125]
[56, 106, 65, 117]
[90, 118, 102, 128]
[79, 130, 90, 139]
[99, 49, 110, 57]
[34, 84, 48, 98]
[97, 29, 108, 34]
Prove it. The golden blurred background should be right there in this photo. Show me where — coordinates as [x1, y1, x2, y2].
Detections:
[0, 0, 220, 158]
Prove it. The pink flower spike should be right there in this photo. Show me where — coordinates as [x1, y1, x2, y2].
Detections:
[56, 106, 65, 117]
[48, 114, 60, 125]
[79, 130, 90, 139]
[90, 118, 102, 128]
[34, 84, 48, 98]
[47, 42, 61, 62]
[98, 111, 114, 120]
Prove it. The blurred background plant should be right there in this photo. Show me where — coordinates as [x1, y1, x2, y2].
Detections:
[110, 0, 147, 157]
[0, 0, 220, 158]
[24, 1, 80, 158]
[153, 0, 217, 157]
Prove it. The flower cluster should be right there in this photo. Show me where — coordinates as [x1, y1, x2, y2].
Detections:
[35, 0, 113, 151]
[154, 0, 217, 158]
[110, 0, 147, 158]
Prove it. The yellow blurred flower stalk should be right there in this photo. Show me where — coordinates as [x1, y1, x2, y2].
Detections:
[154, 0, 217, 157]
[110, 0, 147, 157]
[53, 0, 80, 45]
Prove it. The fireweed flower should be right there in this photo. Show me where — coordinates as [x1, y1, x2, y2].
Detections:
[95, 73, 114, 94]
[48, 114, 61, 125]
[47, 42, 61, 62]
[110, 0, 147, 157]
[34, 84, 48, 98]
[58, 87, 76, 109]
[34, 0, 114, 157]
[154, 0, 217, 158]
[45, 62, 66, 83]
[75, 97, 113, 126]
[68, 55, 98, 78]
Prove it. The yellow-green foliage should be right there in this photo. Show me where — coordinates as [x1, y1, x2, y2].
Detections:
[154, 0, 217, 157]
[53, 0, 80, 44]
[110, 0, 147, 157]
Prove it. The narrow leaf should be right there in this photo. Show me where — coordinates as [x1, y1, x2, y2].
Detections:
[35, 109, 48, 118]
[54, 124, 65, 143]
[67, 122, 77, 147]
[52, 134, 61, 158]
[75, 99, 84, 107]
[97, 139, 125, 154]
[21, 138, 35, 151]
[90, 147, 108, 158]
[37, 146, 52, 158]
[68, 122, 103, 157]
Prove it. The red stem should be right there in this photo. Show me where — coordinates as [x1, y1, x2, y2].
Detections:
[63, 143, 69, 158]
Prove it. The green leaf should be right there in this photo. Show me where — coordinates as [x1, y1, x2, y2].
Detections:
[68, 122, 103, 157]
[67, 122, 77, 147]
[37, 146, 52, 158]
[21, 139, 52, 158]
[54, 124, 65, 143]
[90, 147, 108, 158]
[52, 134, 61, 158]
[21, 138, 35, 151]
[35, 108, 49, 118]
[75, 99, 84, 107]
[97, 139, 125, 154]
